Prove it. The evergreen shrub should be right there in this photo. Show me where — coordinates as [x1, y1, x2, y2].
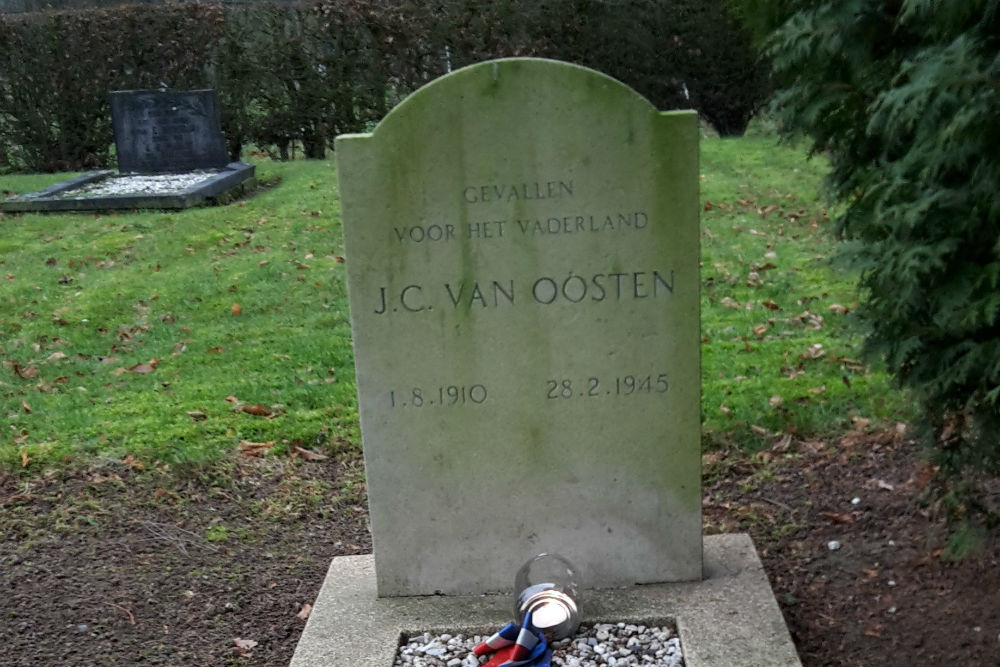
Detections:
[745, 0, 1000, 478]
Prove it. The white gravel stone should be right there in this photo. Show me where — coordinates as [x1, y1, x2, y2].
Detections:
[63, 171, 223, 198]
[393, 622, 684, 667]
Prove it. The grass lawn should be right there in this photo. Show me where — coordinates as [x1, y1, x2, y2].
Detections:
[0, 136, 910, 476]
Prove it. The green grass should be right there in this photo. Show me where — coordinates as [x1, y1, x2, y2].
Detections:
[1, 159, 359, 471]
[700, 135, 911, 446]
[0, 137, 911, 475]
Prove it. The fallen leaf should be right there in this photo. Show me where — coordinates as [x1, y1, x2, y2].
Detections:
[800, 343, 826, 360]
[769, 395, 784, 409]
[296, 603, 312, 620]
[241, 404, 272, 417]
[186, 411, 207, 422]
[821, 511, 855, 525]
[750, 424, 769, 436]
[720, 296, 741, 309]
[863, 622, 883, 638]
[239, 440, 274, 456]
[294, 446, 328, 461]
[719, 404, 732, 416]
[128, 362, 156, 374]
[123, 454, 145, 471]
[761, 300, 781, 311]
[21, 400, 31, 413]
[808, 385, 827, 395]
[46, 351, 68, 362]
[20, 450, 30, 467]
[753, 324, 768, 336]
[333, 256, 345, 263]
[852, 416, 871, 429]
[828, 303, 850, 315]
[876, 479, 895, 491]
[13, 362, 39, 379]
[861, 567, 880, 579]
[231, 303, 243, 316]
[233, 638, 258, 656]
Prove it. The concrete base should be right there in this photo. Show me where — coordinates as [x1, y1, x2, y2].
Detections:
[0, 162, 255, 212]
[291, 533, 800, 667]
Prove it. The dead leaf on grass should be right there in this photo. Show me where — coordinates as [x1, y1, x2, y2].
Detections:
[720, 296, 741, 309]
[231, 303, 243, 316]
[297, 603, 312, 620]
[128, 359, 159, 374]
[186, 411, 207, 422]
[761, 300, 781, 311]
[20, 450, 30, 467]
[46, 351, 68, 362]
[239, 440, 274, 456]
[13, 362, 39, 379]
[800, 343, 826, 360]
[241, 404, 272, 417]
[294, 446, 328, 461]
[123, 454, 145, 471]
[21, 400, 31, 413]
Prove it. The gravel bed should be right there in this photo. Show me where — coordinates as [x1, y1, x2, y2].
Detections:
[395, 622, 683, 667]
[64, 171, 221, 197]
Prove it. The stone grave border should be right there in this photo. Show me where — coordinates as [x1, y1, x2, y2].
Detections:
[290, 534, 801, 667]
[0, 162, 255, 213]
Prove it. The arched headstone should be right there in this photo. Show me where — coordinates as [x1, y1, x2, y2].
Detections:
[336, 58, 700, 596]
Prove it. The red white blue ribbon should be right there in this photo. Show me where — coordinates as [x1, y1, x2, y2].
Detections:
[472, 611, 551, 667]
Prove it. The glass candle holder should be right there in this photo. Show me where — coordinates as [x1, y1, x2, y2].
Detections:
[514, 553, 581, 640]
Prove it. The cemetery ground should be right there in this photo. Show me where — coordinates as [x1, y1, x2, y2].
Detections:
[1, 136, 998, 666]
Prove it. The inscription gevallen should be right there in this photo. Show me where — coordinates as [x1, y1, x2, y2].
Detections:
[336, 58, 701, 597]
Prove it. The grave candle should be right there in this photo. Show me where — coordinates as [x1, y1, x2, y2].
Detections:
[514, 553, 581, 641]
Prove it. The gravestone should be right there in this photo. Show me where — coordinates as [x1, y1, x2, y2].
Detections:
[337, 57, 701, 597]
[1, 89, 254, 212]
[109, 89, 229, 174]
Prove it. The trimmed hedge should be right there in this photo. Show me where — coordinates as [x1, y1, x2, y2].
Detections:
[0, 0, 768, 173]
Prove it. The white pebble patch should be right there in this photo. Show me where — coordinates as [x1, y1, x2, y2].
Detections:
[394, 622, 683, 667]
[66, 171, 222, 198]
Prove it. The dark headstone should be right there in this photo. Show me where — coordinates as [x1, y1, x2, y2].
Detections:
[110, 89, 229, 174]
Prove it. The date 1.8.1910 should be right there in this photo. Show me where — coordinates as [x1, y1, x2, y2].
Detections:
[545, 374, 668, 400]
[388, 384, 488, 408]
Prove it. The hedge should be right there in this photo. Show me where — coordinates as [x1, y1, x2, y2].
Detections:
[0, 0, 768, 173]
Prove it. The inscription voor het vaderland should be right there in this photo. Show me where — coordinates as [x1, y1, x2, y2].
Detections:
[335, 58, 700, 596]
[375, 179, 672, 315]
